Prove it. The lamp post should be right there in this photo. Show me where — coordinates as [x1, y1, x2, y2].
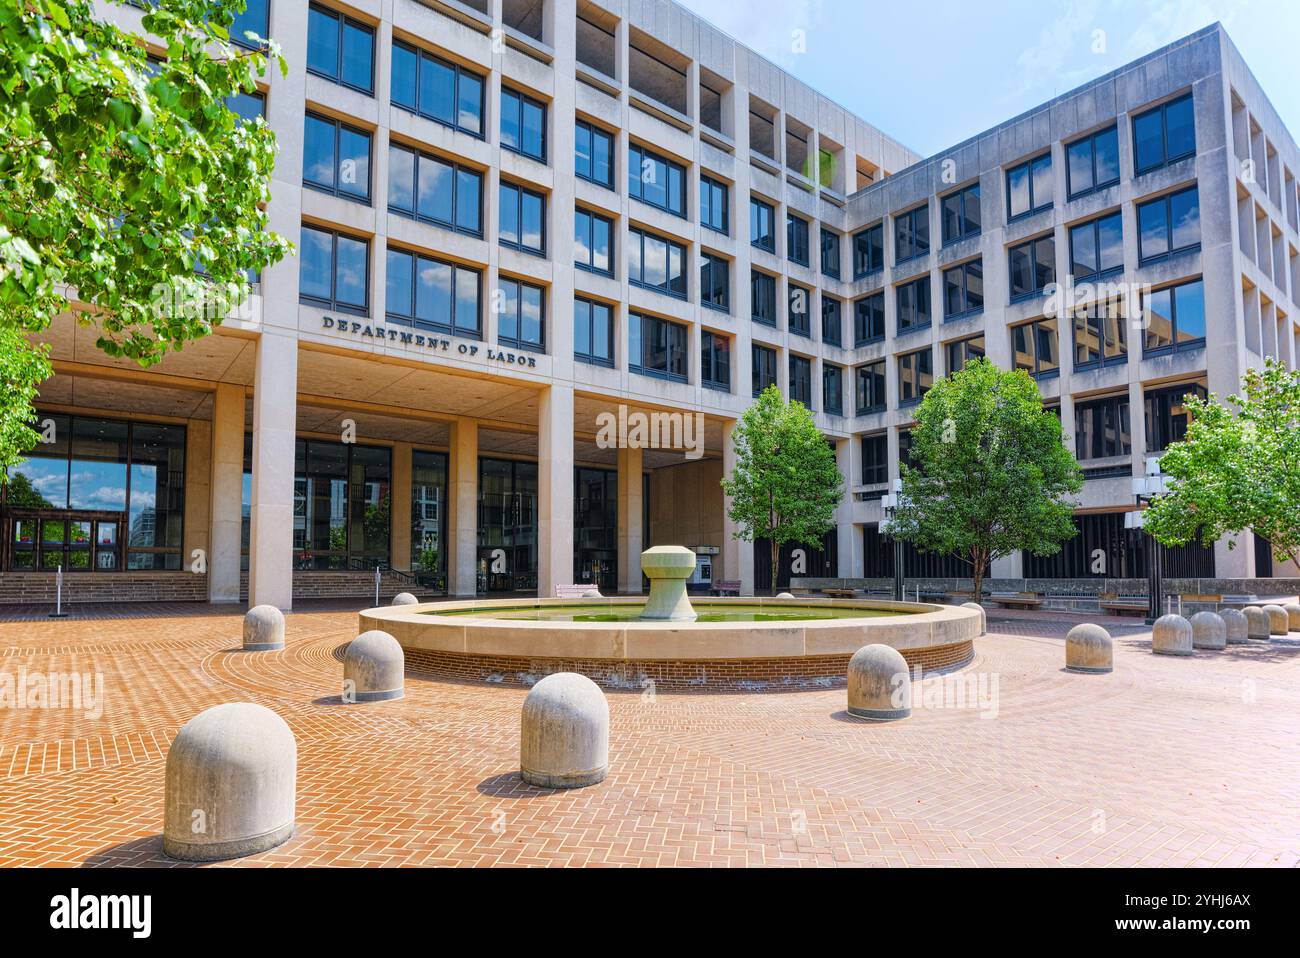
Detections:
[1128, 457, 1170, 625]
[880, 479, 906, 602]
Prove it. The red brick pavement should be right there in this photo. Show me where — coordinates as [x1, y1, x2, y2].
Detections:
[0, 603, 1296, 867]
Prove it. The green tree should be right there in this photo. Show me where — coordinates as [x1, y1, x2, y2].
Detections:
[2, 468, 53, 508]
[721, 385, 844, 594]
[889, 359, 1082, 598]
[0, 0, 290, 481]
[1143, 359, 1300, 568]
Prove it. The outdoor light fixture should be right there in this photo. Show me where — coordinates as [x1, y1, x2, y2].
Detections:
[880, 479, 906, 602]
[1129, 456, 1170, 624]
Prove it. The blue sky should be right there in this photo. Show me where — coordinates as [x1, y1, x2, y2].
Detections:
[676, 0, 1300, 159]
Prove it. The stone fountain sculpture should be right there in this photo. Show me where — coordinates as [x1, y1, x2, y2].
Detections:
[639, 546, 698, 621]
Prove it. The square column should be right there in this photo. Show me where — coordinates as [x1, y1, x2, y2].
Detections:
[448, 419, 478, 597]
[721, 420, 755, 594]
[834, 438, 859, 579]
[248, 332, 297, 611]
[390, 442, 413, 573]
[208, 382, 245, 602]
[617, 444, 644, 594]
[537, 384, 574, 597]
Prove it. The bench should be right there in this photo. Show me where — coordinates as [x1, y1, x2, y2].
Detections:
[822, 587, 858, 598]
[555, 584, 601, 599]
[1098, 593, 1147, 616]
[711, 580, 741, 596]
[989, 591, 1044, 609]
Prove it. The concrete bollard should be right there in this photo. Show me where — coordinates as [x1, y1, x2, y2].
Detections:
[520, 673, 609, 788]
[1219, 608, 1249, 645]
[344, 630, 405, 702]
[1243, 606, 1271, 640]
[1263, 605, 1289, 636]
[1285, 604, 1300, 633]
[1189, 611, 1227, 651]
[243, 604, 285, 651]
[1065, 623, 1113, 673]
[1151, 614, 1193, 657]
[163, 703, 296, 861]
[391, 592, 419, 606]
[960, 601, 986, 636]
[847, 644, 911, 720]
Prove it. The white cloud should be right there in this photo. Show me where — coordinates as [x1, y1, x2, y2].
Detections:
[675, 0, 827, 69]
[1120, 0, 1248, 60]
[1013, 0, 1104, 95]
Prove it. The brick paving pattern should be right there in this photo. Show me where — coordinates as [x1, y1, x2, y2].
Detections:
[0, 603, 1296, 867]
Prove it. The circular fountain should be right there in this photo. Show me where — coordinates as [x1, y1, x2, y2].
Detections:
[358, 547, 981, 691]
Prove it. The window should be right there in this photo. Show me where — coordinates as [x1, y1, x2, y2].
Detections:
[854, 292, 885, 345]
[820, 228, 842, 278]
[1066, 125, 1120, 197]
[700, 253, 730, 312]
[629, 227, 691, 297]
[575, 120, 614, 188]
[227, 89, 265, 123]
[787, 214, 810, 266]
[943, 259, 984, 319]
[896, 277, 931, 333]
[501, 87, 546, 161]
[855, 361, 886, 414]
[627, 228, 687, 299]
[700, 175, 729, 233]
[306, 4, 373, 94]
[497, 277, 545, 351]
[788, 283, 811, 337]
[750, 196, 776, 251]
[941, 183, 981, 244]
[300, 225, 368, 315]
[853, 223, 885, 277]
[898, 348, 932, 405]
[1007, 153, 1052, 220]
[789, 355, 812, 407]
[574, 297, 614, 367]
[292, 440, 390, 569]
[1072, 302, 1128, 369]
[1008, 235, 1056, 300]
[499, 181, 546, 255]
[303, 113, 370, 202]
[384, 248, 480, 336]
[946, 335, 985, 372]
[1145, 382, 1207, 452]
[574, 207, 613, 275]
[894, 204, 930, 264]
[629, 313, 688, 381]
[1137, 186, 1200, 263]
[387, 143, 481, 235]
[701, 331, 731, 390]
[628, 144, 686, 216]
[1011, 318, 1059, 377]
[1143, 278, 1206, 355]
[391, 41, 483, 137]
[861, 433, 888, 484]
[230, 0, 269, 48]
[822, 296, 843, 346]
[1133, 94, 1195, 175]
[1074, 394, 1131, 460]
[751, 270, 777, 326]
[1070, 211, 1123, 279]
[823, 363, 844, 415]
[752, 344, 778, 396]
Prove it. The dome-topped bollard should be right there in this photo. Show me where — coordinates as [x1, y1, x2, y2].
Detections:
[163, 703, 296, 861]
[1151, 614, 1193, 657]
[1263, 605, 1289, 636]
[1219, 608, 1249, 645]
[520, 673, 609, 788]
[1244, 606, 1270, 640]
[1189, 611, 1227, 651]
[639, 546, 698, 621]
[960, 602, 986, 636]
[1065, 623, 1112, 673]
[847, 644, 912, 721]
[243, 604, 285, 651]
[1285, 604, 1300, 633]
[776, 592, 795, 600]
[344, 630, 405, 702]
[391, 592, 419, 606]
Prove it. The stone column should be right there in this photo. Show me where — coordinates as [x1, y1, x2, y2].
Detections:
[537, 383, 574, 597]
[448, 418, 478, 597]
[248, 332, 297, 611]
[721, 419, 755, 594]
[182, 418, 211, 578]
[617, 444, 643, 594]
[834, 438, 858, 578]
[390, 442, 412, 573]
[208, 383, 245, 602]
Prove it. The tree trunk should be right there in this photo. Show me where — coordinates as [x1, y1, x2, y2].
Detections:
[970, 549, 986, 602]
[770, 539, 780, 595]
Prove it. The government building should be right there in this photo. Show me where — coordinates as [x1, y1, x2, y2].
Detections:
[3, 1, 1299, 607]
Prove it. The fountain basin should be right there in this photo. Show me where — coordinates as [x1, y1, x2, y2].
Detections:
[358, 596, 980, 692]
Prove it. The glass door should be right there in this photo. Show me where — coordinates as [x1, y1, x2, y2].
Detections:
[94, 520, 120, 570]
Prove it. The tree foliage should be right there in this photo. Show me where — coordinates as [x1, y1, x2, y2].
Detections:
[721, 385, 844, 593]
[1143, 359, 1300, 567]
[0, 0, 290, 479]
[889, 359, 1082, 597]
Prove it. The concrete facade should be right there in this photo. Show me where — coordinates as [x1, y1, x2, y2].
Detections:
[6, 6, 1300, 605]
